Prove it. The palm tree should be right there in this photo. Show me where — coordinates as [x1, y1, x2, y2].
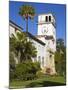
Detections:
[10, 32, 37, 63]
[10, 32, 27, 63]
[24, 41, 37, 60]
[19, 5, 35, 32]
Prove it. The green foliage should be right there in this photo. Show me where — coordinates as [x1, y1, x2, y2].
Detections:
[10, 61, 41, 81]
[23, 40, 37, 61]
[55, 38, 66, 76]
[19, 5, 35, 20]
[10, 52, 15, 66]
[10, 32, 38, 81]
[10, 32, 37, 63]
[56, 39, 64, 52]
[10, 70, 15, 81]
[9, 51, 16, 81]
[19, 5, 35, 32]
[36, 71, 44, 78]
[10, 76, 66, 88]
[10, 32, 27, 56]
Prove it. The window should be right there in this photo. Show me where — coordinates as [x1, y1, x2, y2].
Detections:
[40, 16, 42, 22]
[34, 57, 37, 62]
[45, 35, 53, 40]
[42, 57, 44, 67]
[38, 45, 40, 50]
[38, 56, 41, 64]
[49, 16, 51, 22]
[38, 56, 40, 60]
[50, 54, 52, 58]
[53, 31, 55, 34]
[46, 16, 48, 22]
[52, 39, 55, 44]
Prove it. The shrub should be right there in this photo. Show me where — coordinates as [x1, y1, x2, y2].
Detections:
[10, 70, 15, 81]
[36, 70, 44, 78]
[13, 61, 41, 81]
[9, 52, 16, 81]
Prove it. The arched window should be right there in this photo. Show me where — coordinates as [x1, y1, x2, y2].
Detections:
[46, 16, 48, 22]
[49, 16, 51, 22]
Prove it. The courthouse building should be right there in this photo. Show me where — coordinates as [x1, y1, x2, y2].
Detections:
[9, 13, 56, 75]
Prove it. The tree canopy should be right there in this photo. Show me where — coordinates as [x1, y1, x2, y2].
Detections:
[10, 32, 37, 63]
[55, 38, 66, 76]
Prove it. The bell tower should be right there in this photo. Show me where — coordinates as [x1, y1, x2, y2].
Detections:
[37, 13, 56, 74]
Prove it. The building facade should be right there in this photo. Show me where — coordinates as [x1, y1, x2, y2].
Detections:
[37, 13, 56, 74]
[9, 13, 56, 75]
[9, 20, 46, 69]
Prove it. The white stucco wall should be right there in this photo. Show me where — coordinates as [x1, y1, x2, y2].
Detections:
[37, 13, 56, 74]
[38, 13, 55, 24]
[37, 37, 45, 44]
[38, 23, 55, 36]
[38, 13, 56, 52]
[28, 37, 46, 68]
[9, 25, 16, 37]
[9, 25, 21, 38]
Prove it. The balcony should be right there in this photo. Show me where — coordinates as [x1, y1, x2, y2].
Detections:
[45, 35, 54, 40]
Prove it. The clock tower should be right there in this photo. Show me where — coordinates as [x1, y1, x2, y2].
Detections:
[37, 13, 56, 75]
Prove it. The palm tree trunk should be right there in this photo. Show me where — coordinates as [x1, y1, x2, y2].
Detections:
[18, 50, 21, 63]
[26, 18, 28, 32]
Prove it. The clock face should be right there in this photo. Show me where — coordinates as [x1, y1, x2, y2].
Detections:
[42, 27, 48, 34]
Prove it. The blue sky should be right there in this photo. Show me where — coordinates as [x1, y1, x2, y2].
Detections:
[9, 1, 66, 44]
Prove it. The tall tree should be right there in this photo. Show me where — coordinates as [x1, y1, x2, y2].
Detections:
[55, 38, 66, 76]
[19, 5, 35, 32]
[56, 39, 64, 52]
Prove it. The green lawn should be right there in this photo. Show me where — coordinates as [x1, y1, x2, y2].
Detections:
[10, 75, 66, 89]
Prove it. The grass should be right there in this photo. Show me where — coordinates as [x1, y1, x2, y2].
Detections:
[10, 75, 66, 89]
